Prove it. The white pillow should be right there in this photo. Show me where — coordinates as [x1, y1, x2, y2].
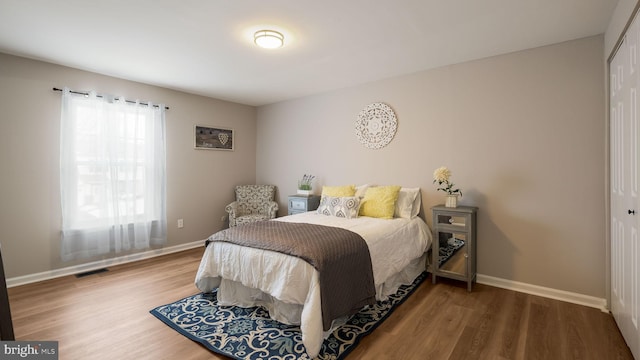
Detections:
[394, 187, 421, 218]
[355, 184, 371, 198]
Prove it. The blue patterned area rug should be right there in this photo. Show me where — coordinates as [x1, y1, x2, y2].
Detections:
[150, 272, 427, 360]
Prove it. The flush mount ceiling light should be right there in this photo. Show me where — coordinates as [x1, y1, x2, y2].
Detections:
[254, 30, 284, 49]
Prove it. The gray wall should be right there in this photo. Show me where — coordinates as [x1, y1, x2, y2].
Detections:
[256, 36, 606, 298]
[0, 53, 257, 278]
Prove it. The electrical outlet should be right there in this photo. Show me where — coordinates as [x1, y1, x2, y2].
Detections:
[177, 219, 184, 228]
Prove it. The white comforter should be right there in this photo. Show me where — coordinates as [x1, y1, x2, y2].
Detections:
[195, 212, 432, 357]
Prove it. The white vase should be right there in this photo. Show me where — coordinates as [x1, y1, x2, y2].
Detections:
[445, 195, 458, 208]
[297, 189, 312, 196]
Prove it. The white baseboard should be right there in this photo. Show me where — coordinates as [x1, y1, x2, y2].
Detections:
[477, 274, 609, 313]
[7, 240, 206, 288]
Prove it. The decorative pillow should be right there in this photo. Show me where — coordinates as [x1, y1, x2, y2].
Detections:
[359, 185, 402, 219]
[321, 185, 356, 197]
[317, 196, 361, 219]
[394, 187, 421, 219]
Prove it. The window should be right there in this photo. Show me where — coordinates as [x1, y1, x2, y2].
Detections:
[59, 88, 167, 261]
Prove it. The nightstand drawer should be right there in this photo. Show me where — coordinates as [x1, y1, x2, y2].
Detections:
[287, 195, 321, 215]
[435, 213, 469, 231]
[289, 198, 308, 211]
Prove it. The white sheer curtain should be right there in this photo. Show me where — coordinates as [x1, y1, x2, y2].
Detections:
[60, 88, 167, 261]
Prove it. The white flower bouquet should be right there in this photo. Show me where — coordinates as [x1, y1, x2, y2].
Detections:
[433, 166, 462, 196]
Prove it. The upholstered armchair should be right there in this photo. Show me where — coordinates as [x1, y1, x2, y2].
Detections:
[225, 185, 279, 227]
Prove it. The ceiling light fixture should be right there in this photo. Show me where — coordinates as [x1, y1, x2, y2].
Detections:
[254, 30, 284, 49]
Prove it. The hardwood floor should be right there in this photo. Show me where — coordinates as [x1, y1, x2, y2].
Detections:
[7, 248, 634, 360]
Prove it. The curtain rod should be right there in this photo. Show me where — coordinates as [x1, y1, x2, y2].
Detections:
[52, 87, 169, 110]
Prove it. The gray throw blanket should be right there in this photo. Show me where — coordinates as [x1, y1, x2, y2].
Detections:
[207, 220, 376, 330]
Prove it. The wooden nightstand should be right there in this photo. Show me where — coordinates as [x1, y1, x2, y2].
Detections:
[431, 205, 478, 291]
[288, 195, 321, 215]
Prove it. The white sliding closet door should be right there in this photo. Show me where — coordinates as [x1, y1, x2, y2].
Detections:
[611, 11, 640, 359]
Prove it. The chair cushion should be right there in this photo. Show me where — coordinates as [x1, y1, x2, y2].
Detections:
[235, 214, 271, 226]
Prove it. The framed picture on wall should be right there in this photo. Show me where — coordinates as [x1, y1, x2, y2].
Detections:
[194, 125, 234, 151]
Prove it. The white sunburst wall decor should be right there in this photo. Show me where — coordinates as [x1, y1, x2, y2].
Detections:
[355, 102, 398, 149]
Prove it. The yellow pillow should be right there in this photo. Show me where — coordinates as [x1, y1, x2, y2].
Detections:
[322, 185, 356, 197]
[359, 185, 402, 219]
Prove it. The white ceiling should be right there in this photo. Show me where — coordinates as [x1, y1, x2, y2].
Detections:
[0, 0, 618, 106]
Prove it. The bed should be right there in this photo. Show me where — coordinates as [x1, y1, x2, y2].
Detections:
[195, 186, 432, 357]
